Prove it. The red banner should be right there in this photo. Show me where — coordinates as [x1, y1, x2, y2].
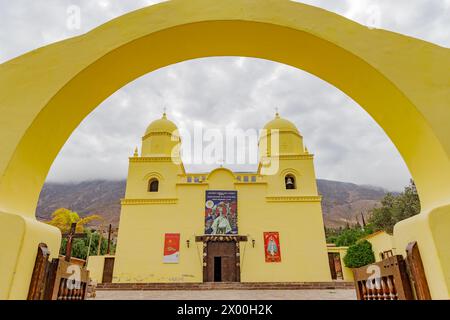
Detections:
[263, 232, 281, 262]
[163, 233, 180, 263]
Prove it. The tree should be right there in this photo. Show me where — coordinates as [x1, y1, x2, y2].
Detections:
[46, 208, 102, 233]
[368, 193, 397, 233]
[343, 240, 375, 268]
[46, 208, 106, 259]
[368, 180, 420, 234]
[59, 229, 114, 260]
[395, 180, 421, 221]
[325, 227, 340, 244]
[333, 226, 373, 247]
[326, 224, 374, 246]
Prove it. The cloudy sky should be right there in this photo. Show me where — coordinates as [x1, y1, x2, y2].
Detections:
[1, 1, 449, 191]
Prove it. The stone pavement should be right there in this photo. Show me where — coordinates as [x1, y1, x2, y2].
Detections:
[92, 289, 356, 300]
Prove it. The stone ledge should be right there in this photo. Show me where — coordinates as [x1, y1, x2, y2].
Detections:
[97, 282, 355, 291]
[265, 196, 322, 202]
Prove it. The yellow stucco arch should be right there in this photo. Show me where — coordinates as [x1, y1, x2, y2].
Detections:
[0, 0, 449, 299]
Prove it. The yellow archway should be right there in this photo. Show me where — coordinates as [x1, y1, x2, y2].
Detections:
[0, 0, 449, 299]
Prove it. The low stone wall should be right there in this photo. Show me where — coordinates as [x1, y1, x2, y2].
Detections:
[97, 282, 355, 291]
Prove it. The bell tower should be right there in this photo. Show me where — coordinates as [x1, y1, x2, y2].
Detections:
[258, 112, 320, 197]
[123, 112, 184, 199]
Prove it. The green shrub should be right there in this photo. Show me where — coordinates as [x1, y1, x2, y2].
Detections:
[334, 226, 373, 247]
[325, 225, 375, 247]
[343, 240, 375, 268]
[60, 230, 114, 260]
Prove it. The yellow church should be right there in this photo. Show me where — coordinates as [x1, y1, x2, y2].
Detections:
[109, 112, 333, 283]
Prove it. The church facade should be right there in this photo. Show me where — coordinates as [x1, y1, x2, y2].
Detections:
[112, 113, 332, 283]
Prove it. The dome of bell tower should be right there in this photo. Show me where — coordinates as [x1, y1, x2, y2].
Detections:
[263, 112, 300, 135]
[144, 112, 178, 136]
[259, 112, 305, 158]
[141, 113, 180, 157]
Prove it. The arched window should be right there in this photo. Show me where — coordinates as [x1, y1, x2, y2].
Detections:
[148, 178, 159, 192]
[285, 174, 296, 190]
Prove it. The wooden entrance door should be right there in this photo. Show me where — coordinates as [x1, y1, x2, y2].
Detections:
[205, 242, 238, 282]
[406, 241, 431, 300]
[28, 243, 51, 300]
[328, 253, 337, 280]
[328, 253, 343, 280]
[102, 257, 115, 283]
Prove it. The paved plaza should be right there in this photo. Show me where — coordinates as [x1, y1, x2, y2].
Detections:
[93, 289, 356, 300]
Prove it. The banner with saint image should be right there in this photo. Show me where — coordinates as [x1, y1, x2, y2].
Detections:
[204, 190, 238, 234]
[264, 232, 282, 262]
[163, 233, 180, 263]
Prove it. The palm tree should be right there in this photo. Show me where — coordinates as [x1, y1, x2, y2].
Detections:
[47, 208, 102, 233]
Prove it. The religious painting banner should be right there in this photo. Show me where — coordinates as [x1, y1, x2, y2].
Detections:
[264, 232, 282, 262]
[163, 233, 180, 263]
[204, 190, 238, 235]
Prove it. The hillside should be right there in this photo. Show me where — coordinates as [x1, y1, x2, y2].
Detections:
[36, 179, 392, 229]
[317, 179, 388, 228]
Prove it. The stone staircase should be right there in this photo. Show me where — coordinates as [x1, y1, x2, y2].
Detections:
[97, 281, 355, 291]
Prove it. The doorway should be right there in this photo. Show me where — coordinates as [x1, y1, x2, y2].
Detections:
[205, 241, 239, 282]
[102, 257, 115, 283]
[328, 253, 343, 280]
[214, 257, 222, 282]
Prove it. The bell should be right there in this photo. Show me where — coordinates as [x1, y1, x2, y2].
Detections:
[286, 177, 295, 189]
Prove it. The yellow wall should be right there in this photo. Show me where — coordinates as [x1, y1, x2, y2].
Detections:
[114, 147, 331, 282]
[394, 205, 450, 299]
[86, 255, 114, 284]
[0, 213, 60, 299]
[0, 0, 449, 298]
[364, 231, 394, 262]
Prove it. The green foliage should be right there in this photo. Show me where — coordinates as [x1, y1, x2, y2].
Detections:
[343, 240, 375, 268]
[326, 224, 374, 247]
[368, 179, 420, 234]
[326, 180, 420, 244]
[334, 226, 373, 247]
[325, 227, 341, 244]
[60, 230, 115, 260]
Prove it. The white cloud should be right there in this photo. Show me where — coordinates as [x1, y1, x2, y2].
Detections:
[1, 1, 447, 191]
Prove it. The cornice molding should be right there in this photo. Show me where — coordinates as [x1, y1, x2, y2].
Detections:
[278, 154, 314, 160]
[142, 131, 181, 140]
[259, 154, 313, 162]
[121, 198, 178, 205]
[235, 182, 267, 185]
[129, 156, 182, 163]
[176, 182, 209, 186]
[259, 130, 303, 139]
[265, 195, 322, 202]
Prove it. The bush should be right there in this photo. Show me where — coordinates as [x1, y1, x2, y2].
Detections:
[334, 226, 373, 247]
[60, 230, 114, 260]
[343, 240, 375, 268]
[325, 225, 374, 247]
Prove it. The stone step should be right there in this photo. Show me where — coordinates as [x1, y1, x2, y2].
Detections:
[97, 281, 355, 291]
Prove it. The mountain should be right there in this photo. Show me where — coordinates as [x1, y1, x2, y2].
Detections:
[36, 180, 126, 227]
[36, 179, 392, 229]
[317, 179, 389, 228]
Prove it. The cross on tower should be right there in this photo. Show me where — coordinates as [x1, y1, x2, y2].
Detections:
[62, 223, 86, 262]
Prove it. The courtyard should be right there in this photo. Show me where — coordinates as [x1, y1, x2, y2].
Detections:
[92, 289, 356, 300]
